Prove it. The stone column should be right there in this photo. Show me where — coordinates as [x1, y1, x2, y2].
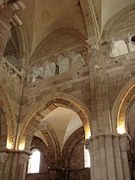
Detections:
[120, 134, 131, 180]
[89, 134, 131, 180]
[87, 38, 112, 135]
[0, 150, 29, 180]
[0, 152, 9, 179]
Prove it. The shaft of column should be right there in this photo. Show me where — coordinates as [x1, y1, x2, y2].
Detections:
[89, 134, 131, 180]
[120, 135, 131, 180]
[0, 150, 29, 180]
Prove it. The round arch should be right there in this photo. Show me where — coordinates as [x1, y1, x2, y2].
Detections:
[18, 93, 91, 151]
[0, 87, 16, 148]
[111, 76, 135, 134]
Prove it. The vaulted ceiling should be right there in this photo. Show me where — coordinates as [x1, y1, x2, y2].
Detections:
[14, 0, 135, 59]
[6, 0, 135, 150]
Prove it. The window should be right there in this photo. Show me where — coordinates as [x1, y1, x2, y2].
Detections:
[28, 149, 41, 173]
[110, 40, 128, 57]
[84, 145, 91, 168]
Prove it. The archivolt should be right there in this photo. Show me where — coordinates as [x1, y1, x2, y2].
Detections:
[0, 87, 16, 147]
[111, 76, 135, 133]
[18, 93, 91, 151]
[102, 3, 135, 41]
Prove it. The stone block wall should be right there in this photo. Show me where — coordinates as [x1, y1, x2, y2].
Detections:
[0, 61, 22, 121]
[21, 65, 90, 121]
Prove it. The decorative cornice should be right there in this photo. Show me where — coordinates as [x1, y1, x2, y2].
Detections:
[0, 149, 31, 155]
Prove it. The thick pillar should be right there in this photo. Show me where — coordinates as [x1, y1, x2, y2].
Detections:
[0, 150, 29, 180]
[120, 135, 131, 180]
[89, 134, 131, 180]
[86, 38, 131, 180]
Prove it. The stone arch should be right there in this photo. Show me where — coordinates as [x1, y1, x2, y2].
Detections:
[62, 127, 84, 168]
[111, 76, 135, 134]
[102, 3, 135, 41]
[4, 26, 26, 67]
[18, 93, 91, 151]
[0, 109, 7, 149]
[0, 87, 16, 148]
[30, 28, 86, 63]
[30, 136, 51, 172]
[79, 0, 94, 38]
[35, 122, 61, 167]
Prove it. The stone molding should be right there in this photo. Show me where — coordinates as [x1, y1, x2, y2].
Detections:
[89, 133, 129, 141]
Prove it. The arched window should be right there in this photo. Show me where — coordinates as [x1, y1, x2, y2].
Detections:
[28, 149, 41, 173]
[84, 145, 91, 168]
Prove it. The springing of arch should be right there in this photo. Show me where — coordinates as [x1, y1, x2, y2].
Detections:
[0, 87, 16, 148]
[111, 76, 135, 134]
[17, 93, 91, 151]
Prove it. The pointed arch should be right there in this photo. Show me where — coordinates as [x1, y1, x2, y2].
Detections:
[0, 87, 16, 148]
[18, 93, 91, 151]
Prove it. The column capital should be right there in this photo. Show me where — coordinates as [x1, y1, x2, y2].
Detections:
[0, 149, 31, 155]
[86, 38, 103, 52]
[90, 133, 128, 142]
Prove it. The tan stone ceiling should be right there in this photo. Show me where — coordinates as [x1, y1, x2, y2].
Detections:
[41, 107, 82, 151]
[17, 0, 87, 55]
[102, 0, 135, 29]
[13, 0, 135, 62]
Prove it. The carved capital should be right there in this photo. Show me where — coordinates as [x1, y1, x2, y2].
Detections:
[86, 38, 103, 52]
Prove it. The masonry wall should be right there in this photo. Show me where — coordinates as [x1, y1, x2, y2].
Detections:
[0, 62, 22, 120]
[21, 50, 135, 122]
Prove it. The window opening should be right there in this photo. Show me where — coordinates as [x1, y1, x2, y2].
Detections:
[84, 145, 91, 168]
[28, 149, 41, 173]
